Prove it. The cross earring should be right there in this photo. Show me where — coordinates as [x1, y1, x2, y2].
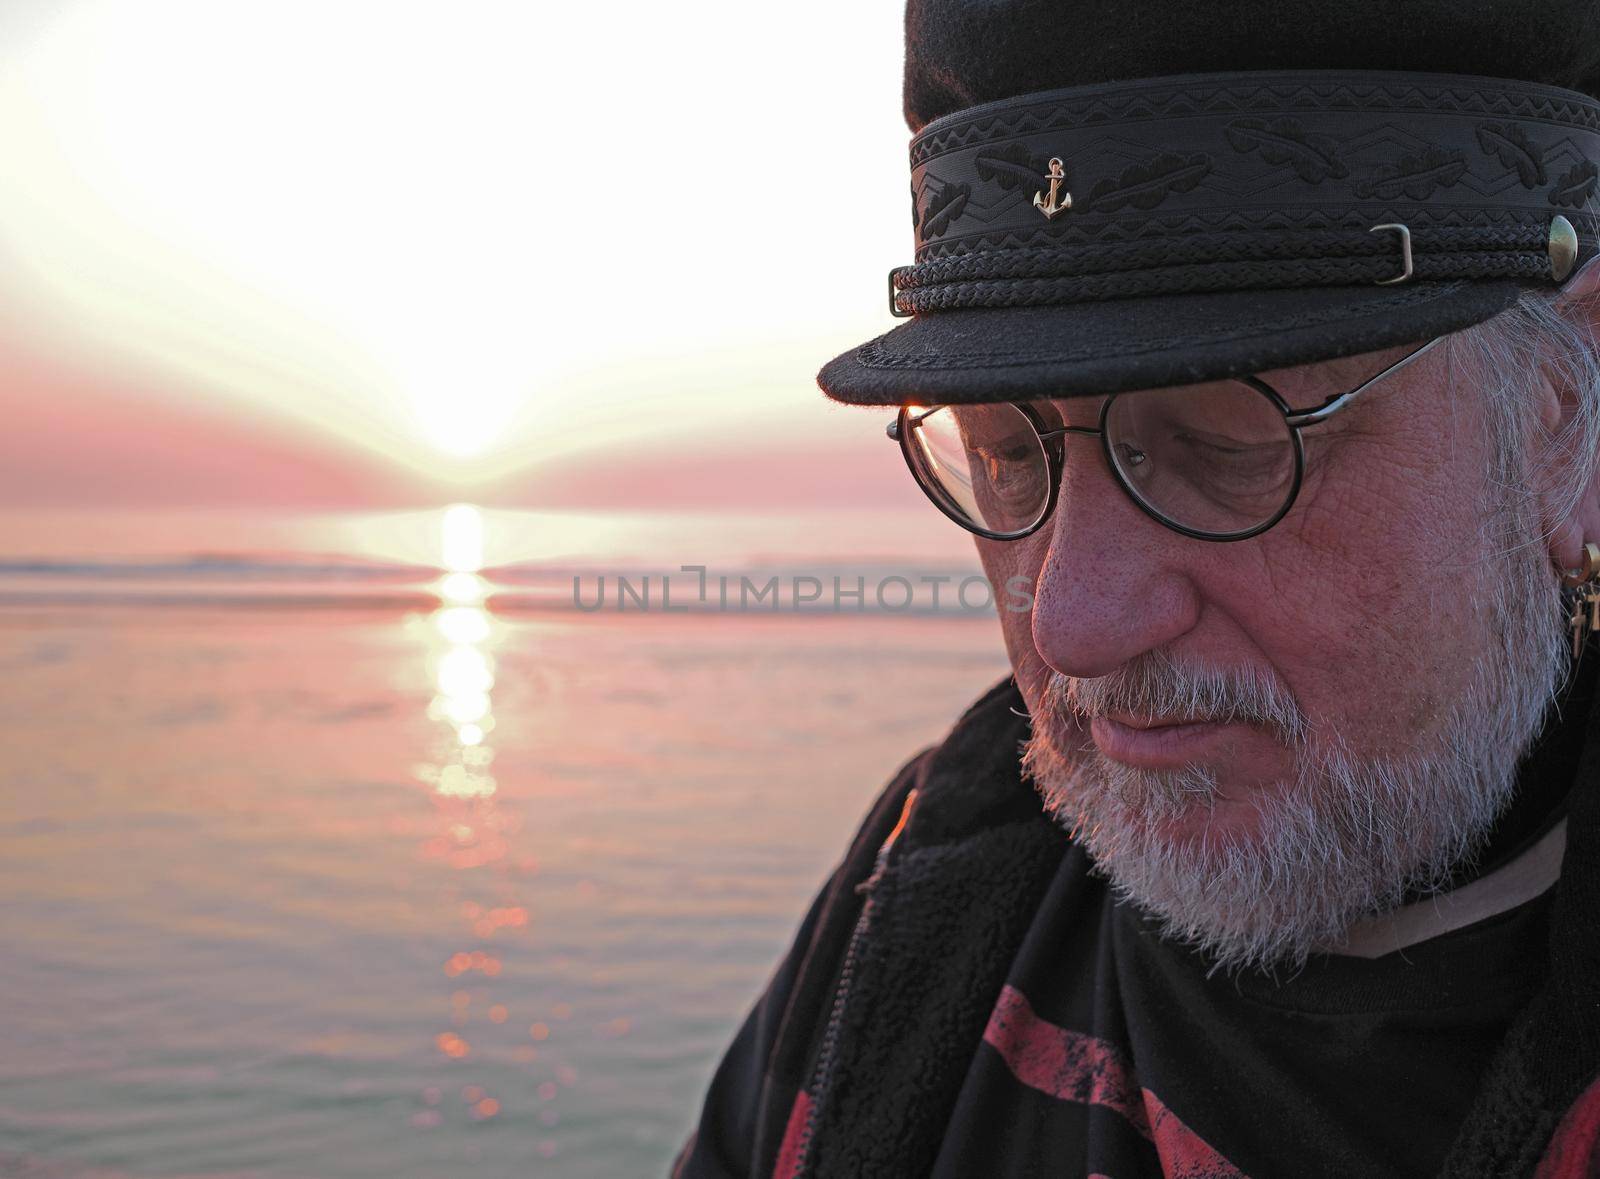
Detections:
[1562, 541, 1600, 659]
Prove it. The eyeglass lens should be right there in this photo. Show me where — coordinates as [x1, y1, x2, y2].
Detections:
[905, 381, 1300, 539]
[904, 403, 1052, 536]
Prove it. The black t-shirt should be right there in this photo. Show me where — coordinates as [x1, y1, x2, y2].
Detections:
[925, 855, 1554, 1179]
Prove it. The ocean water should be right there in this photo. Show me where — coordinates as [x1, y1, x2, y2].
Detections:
[0, 508, 1010, 1178]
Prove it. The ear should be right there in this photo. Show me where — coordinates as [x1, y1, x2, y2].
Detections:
[1541, 253, 1600, 579]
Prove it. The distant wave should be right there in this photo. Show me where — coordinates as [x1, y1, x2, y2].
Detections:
[0, 555, 436, 581]
[0, 555, 1000, 617]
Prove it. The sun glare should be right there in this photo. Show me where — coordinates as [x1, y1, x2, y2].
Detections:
[0, 0, 548, 469]
[441, 504, 485, 573]
[0, 0, 905, 487]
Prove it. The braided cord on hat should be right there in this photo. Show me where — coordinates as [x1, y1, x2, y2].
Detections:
[890, 225, 1557, 313]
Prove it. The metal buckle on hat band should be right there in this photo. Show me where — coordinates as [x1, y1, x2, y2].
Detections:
[888, 267, 912, 317]
[1369, 223, 1413, 285]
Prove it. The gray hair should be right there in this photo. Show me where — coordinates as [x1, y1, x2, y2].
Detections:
[1446, 280, 1600, 559]
[1443, 280, 1600, 753]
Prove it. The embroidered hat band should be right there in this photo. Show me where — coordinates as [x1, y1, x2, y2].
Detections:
[890, 70, 1600, 316]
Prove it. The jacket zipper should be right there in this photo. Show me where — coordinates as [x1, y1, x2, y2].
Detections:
[789, 788, 918, 1179]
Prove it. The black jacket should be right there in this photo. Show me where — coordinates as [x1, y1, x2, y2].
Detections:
[672, 677, 1600, 1178]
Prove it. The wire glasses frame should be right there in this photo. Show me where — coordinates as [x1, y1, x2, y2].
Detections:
[887, 336, 1445, 542]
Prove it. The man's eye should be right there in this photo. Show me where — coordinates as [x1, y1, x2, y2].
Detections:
[973, 447, 1044, 496]
[1180, 436, 1280, 476]
[973, 442, 1036, 475]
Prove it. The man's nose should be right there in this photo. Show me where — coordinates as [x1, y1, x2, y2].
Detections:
[1029, 437, 1201, 680]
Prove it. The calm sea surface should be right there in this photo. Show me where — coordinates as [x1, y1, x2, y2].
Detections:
[0, 508, 1009, 1178]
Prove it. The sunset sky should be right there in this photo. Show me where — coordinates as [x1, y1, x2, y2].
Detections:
[0, 0, 919, 512]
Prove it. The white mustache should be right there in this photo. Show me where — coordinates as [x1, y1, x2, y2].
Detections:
[1038, 648, 1309, 746]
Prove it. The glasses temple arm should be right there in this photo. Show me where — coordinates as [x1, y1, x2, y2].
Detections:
[885, 406, 944, 440]
[1283, 336, 1445, 429]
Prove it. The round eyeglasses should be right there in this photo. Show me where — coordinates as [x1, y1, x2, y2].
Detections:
[887, 337, 1444, 542]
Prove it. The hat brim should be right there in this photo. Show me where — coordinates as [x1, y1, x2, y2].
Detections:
[817, 279, 1528, 406]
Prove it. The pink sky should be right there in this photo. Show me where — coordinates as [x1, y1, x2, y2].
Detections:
[0, 0, 913, 528]
[1, 331, 429, 509]
[0, 328, 912, 514]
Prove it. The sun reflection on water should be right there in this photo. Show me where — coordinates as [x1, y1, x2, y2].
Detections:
[410, 504, 533, 1141]
[399, 504, 575, 1158]
[422, 505, 498, 799]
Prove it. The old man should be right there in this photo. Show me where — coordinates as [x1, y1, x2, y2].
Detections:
[675, 1, 1600, 1175]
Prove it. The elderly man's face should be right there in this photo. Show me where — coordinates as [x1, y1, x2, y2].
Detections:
[977, 334, 1576, 970]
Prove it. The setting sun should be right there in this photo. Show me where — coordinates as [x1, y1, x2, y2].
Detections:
[0, 0, 906, 495]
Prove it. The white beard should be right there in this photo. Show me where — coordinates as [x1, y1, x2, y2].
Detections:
[1019, 526, 1571, 974]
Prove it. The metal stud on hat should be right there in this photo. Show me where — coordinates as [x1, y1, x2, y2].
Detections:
[1551, 215, 1580, 282]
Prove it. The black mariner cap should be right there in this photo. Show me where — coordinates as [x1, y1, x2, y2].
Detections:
[818, 0, 1600, 406]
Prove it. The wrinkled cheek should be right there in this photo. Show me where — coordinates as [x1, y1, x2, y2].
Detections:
[975, 535, 1053, 699]
[1270, 545, 1474, 767]
[1319, 586, 1472, 760]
